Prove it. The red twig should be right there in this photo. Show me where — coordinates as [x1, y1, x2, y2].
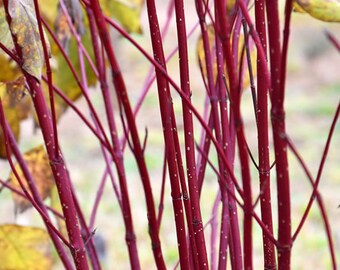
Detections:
[0, 101, 73, 269]
[174, 0, 208, 267]
[86, 5, 141, 269]
[3, 1, 89, 268]
[144, 0, 190, 266]
[254, 0, 276, 268]
[33, 0, 59, 158]
[88, 0, 166, 268]
[325, 30, 340, 52]
[290, 103, 339, 269]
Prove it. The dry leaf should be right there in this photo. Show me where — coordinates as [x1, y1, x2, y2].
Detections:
[8, 145, 54, 213]
[55, 0, 85, 52]
[0, 6, 22, 83]
[8, 0, 51, 80]
[0, 5, 14, 50]
[0, 224, 52, 270]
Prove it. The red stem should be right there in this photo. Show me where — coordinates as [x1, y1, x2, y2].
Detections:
[157, 147, 167, 228]
[265, 0, 292, 268]
[104, 16, 245, 198]
[86, 6, 141, 270]
[70, 185, 102, 270]
[0, 102, 74, 269]
[41, 18, 112, 151]
[88, 0, 166, 268]
[215, 1, 250, 269]
[325, 30, 340, 52]
[196, 2, 234, 268]
[27, 76, 89, 270]
[210, 191, 221, 270]
[3, 1, 89, 268]
[143, 0, 191, 266]
[215, 9, 245, 270]
[174, 0, 208, 267]
[196, 139, 278, 245]
[254, 0, 276, 268]
[197, 110, 213, 194]
[170, 115, 199, 270]
[46, 80, 110, 148]
[71, 44, 102, 270]
[289, 103, 339, 269]
[33, 0, 59, 158]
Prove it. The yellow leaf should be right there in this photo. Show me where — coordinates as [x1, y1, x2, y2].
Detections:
[0, 54, 22, 83]
[8, 145, 55, 213]
[100, 0, 144, 33]
[227, 0, 236, 15]
[293, 1, 307, 12]
[0, 76, 31, 158]
[0, 224, 52, 270]
[294, 0, 340, 22]
[6, 76, 32, 120]
[38, 0, 58, 25]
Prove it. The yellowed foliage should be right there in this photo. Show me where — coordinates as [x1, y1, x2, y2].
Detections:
[196, 24, 257, 92]
[100, 0, 144, 33]
[38, 0, 58, 25]
[8, 145, 54, 213]
[0, 224, 52, 270]
[0, 55, 22, 83]
[293, 1, 307, 12]
[0, 76, 32, 158]
[227, 0, 236, 15]
[1, 0, 144, 124]
[294, 0, 340, 22]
